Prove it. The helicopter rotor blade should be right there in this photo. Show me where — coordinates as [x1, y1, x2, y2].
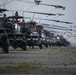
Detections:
[34, 18, 73, 24]
[0, 8, 8, 12]
[37, 23, 67, 29]
[55, 20, 73, 24]
[9, 10, 58, 16]
[15, 0, 65, 10]
[46, 26, 68, 31]
[40, 3, 66, 10]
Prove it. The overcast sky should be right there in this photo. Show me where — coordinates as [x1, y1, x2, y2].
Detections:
[0, 0, 76, 45]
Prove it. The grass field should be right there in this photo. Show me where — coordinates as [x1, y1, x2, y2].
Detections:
[0, 46, 76, 74]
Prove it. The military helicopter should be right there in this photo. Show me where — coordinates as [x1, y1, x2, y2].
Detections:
[7, 11, 27, 51]
[41, 29, 53, 47]
[0, 10, 27, 53]
[19, 20, 43, 49]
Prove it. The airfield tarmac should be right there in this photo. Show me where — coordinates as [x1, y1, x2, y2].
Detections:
[0, 46, 76, 75]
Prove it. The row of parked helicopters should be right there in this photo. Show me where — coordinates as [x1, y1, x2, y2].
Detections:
[0, 8, 72, 53]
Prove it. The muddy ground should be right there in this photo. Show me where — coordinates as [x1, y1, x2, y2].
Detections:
[0, 46, 76, 75]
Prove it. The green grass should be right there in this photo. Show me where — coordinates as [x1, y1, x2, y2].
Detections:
[0, 61, 39, 73]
